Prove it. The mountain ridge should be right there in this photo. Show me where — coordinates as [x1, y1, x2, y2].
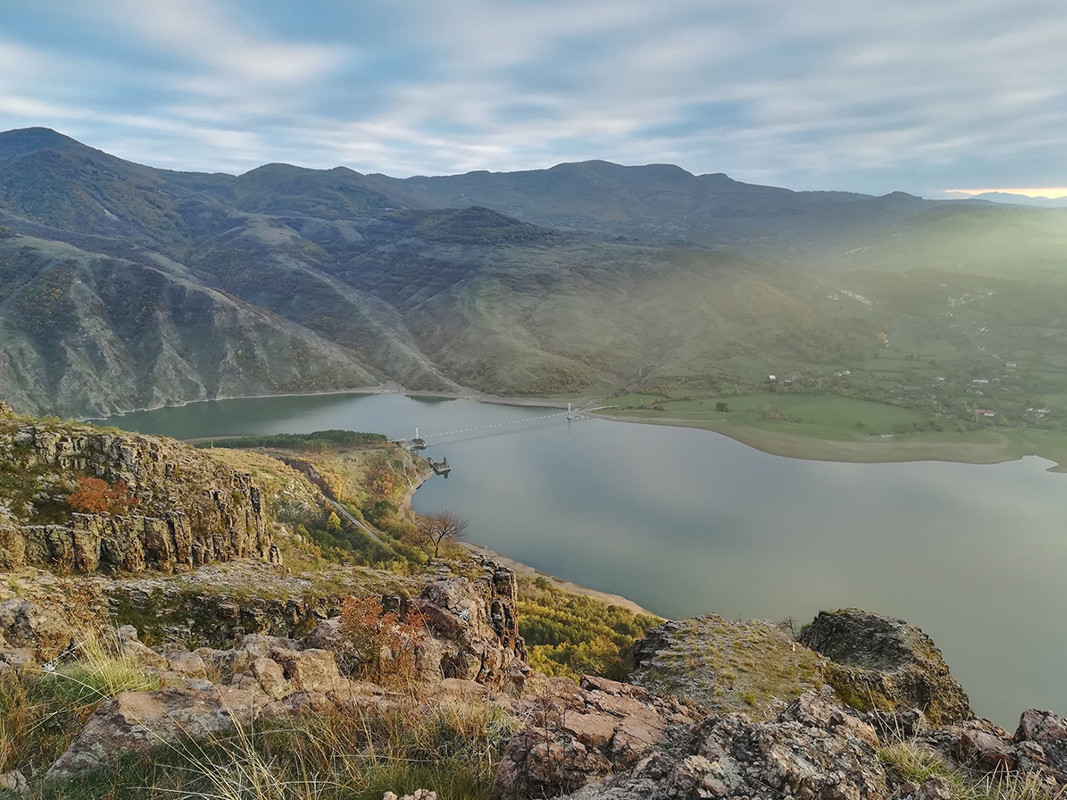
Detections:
[3, 128, 1067, 426]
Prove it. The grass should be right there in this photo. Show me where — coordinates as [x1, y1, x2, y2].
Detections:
[50, 632, 162, 705]
[615, 390, 932, 436]
[0, 630, 161, 779]
[879, 739, 1066, 800]
[24, 694, 516, 800]
[602, 387, 1067, 470]
[630, 615, 825, 721]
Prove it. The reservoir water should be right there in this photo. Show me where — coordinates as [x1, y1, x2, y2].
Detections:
[108, 391, 1067, 726]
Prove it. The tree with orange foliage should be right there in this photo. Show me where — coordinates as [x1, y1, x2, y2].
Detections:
[66, 476, 138, 516]
[338, 596, 425, 686]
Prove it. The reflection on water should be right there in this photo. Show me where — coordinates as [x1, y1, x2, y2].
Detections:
[107, 391, 1067, 726]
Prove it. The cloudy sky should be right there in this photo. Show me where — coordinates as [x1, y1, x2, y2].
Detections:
[1, 0, 1065, 197]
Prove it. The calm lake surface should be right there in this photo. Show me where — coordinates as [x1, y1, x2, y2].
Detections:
[108, 392, 1067, 726]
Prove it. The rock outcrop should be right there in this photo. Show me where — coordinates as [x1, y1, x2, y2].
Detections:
[45, 560, 530, 778]
[106, 574, 344, 646]
[413, 560, 528, 690]
[630, 615, 826, 720]
[0, 420, 271, 573]
[560, 689, 889, 800]
[800, 608, 973, 724]
[493, 675, 702, 800]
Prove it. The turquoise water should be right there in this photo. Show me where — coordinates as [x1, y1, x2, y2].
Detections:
[107, 391, 1067, 726]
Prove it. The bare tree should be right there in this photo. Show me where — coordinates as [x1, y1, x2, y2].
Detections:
[415, 510, 470, 559]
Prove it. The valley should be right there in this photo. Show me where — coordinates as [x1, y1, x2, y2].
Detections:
[3, 128, 1067, 467]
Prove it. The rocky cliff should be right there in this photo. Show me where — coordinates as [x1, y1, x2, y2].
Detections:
[0, 416, 272, 573]
[1, 403, 1065, 799]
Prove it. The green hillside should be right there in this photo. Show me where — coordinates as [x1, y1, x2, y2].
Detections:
[2, 127, 1067, 442]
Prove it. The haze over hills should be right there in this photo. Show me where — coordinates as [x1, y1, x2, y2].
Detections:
[963, 192, 1067, 209]
[2, 126, 1067, 423]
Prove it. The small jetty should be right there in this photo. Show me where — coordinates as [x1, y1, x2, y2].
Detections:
[428, 456, 451, 477]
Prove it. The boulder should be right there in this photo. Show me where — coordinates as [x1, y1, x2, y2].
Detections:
[118, 638, 168, 672]
[800, 609, 973, 723]
[915, 776, 954, 800]
[1016, 709, 1067, 785]
[248, 657, 290, 700]
[492, 675, 701, 799]
[47, 685, 268, 779]
[0, 598, 75, 663]
[955, 719, 1017, 770]
[269, 646, 342, 693]
[561, 690, 889, 800]
[166, 651, 208, 679]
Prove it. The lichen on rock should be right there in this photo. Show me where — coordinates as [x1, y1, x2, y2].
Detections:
[629, 614, 826, 720]
[800, 608, 973, 724]
[560, 689, 890, 800]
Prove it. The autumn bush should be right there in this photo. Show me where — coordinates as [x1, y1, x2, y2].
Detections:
[66, 476, 138, 516]
[338, 596, 427, 688]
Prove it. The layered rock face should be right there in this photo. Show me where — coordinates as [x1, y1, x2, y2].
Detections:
[0, 420, 272, 573]
[800, 608, 974, 724]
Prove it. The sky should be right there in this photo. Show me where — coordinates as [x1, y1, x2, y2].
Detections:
[1, 0, 1065, 197]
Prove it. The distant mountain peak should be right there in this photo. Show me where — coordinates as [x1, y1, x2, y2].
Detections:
[0, 127, 89, 162]
[880, 190, 922, 201]
[1, 126, 72, 142]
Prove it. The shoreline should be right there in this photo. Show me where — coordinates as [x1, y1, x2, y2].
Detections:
[83, 383, 575, 423]
[87, 383, 1067, 473]
[597, 412, 1067, 472]
[461, 542, 663, 619]
[399, 461, 658, 618]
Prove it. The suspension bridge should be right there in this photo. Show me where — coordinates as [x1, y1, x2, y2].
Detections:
[394, 402, 612, 454]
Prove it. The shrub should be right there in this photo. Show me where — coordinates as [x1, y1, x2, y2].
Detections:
[66, 476, 138, 516]
[338, 596, 425, 687]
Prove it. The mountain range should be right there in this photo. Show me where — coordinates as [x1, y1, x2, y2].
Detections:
[2, 126, 1067, 419]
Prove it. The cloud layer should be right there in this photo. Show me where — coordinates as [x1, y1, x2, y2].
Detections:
[1, 0, 1065, 194]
